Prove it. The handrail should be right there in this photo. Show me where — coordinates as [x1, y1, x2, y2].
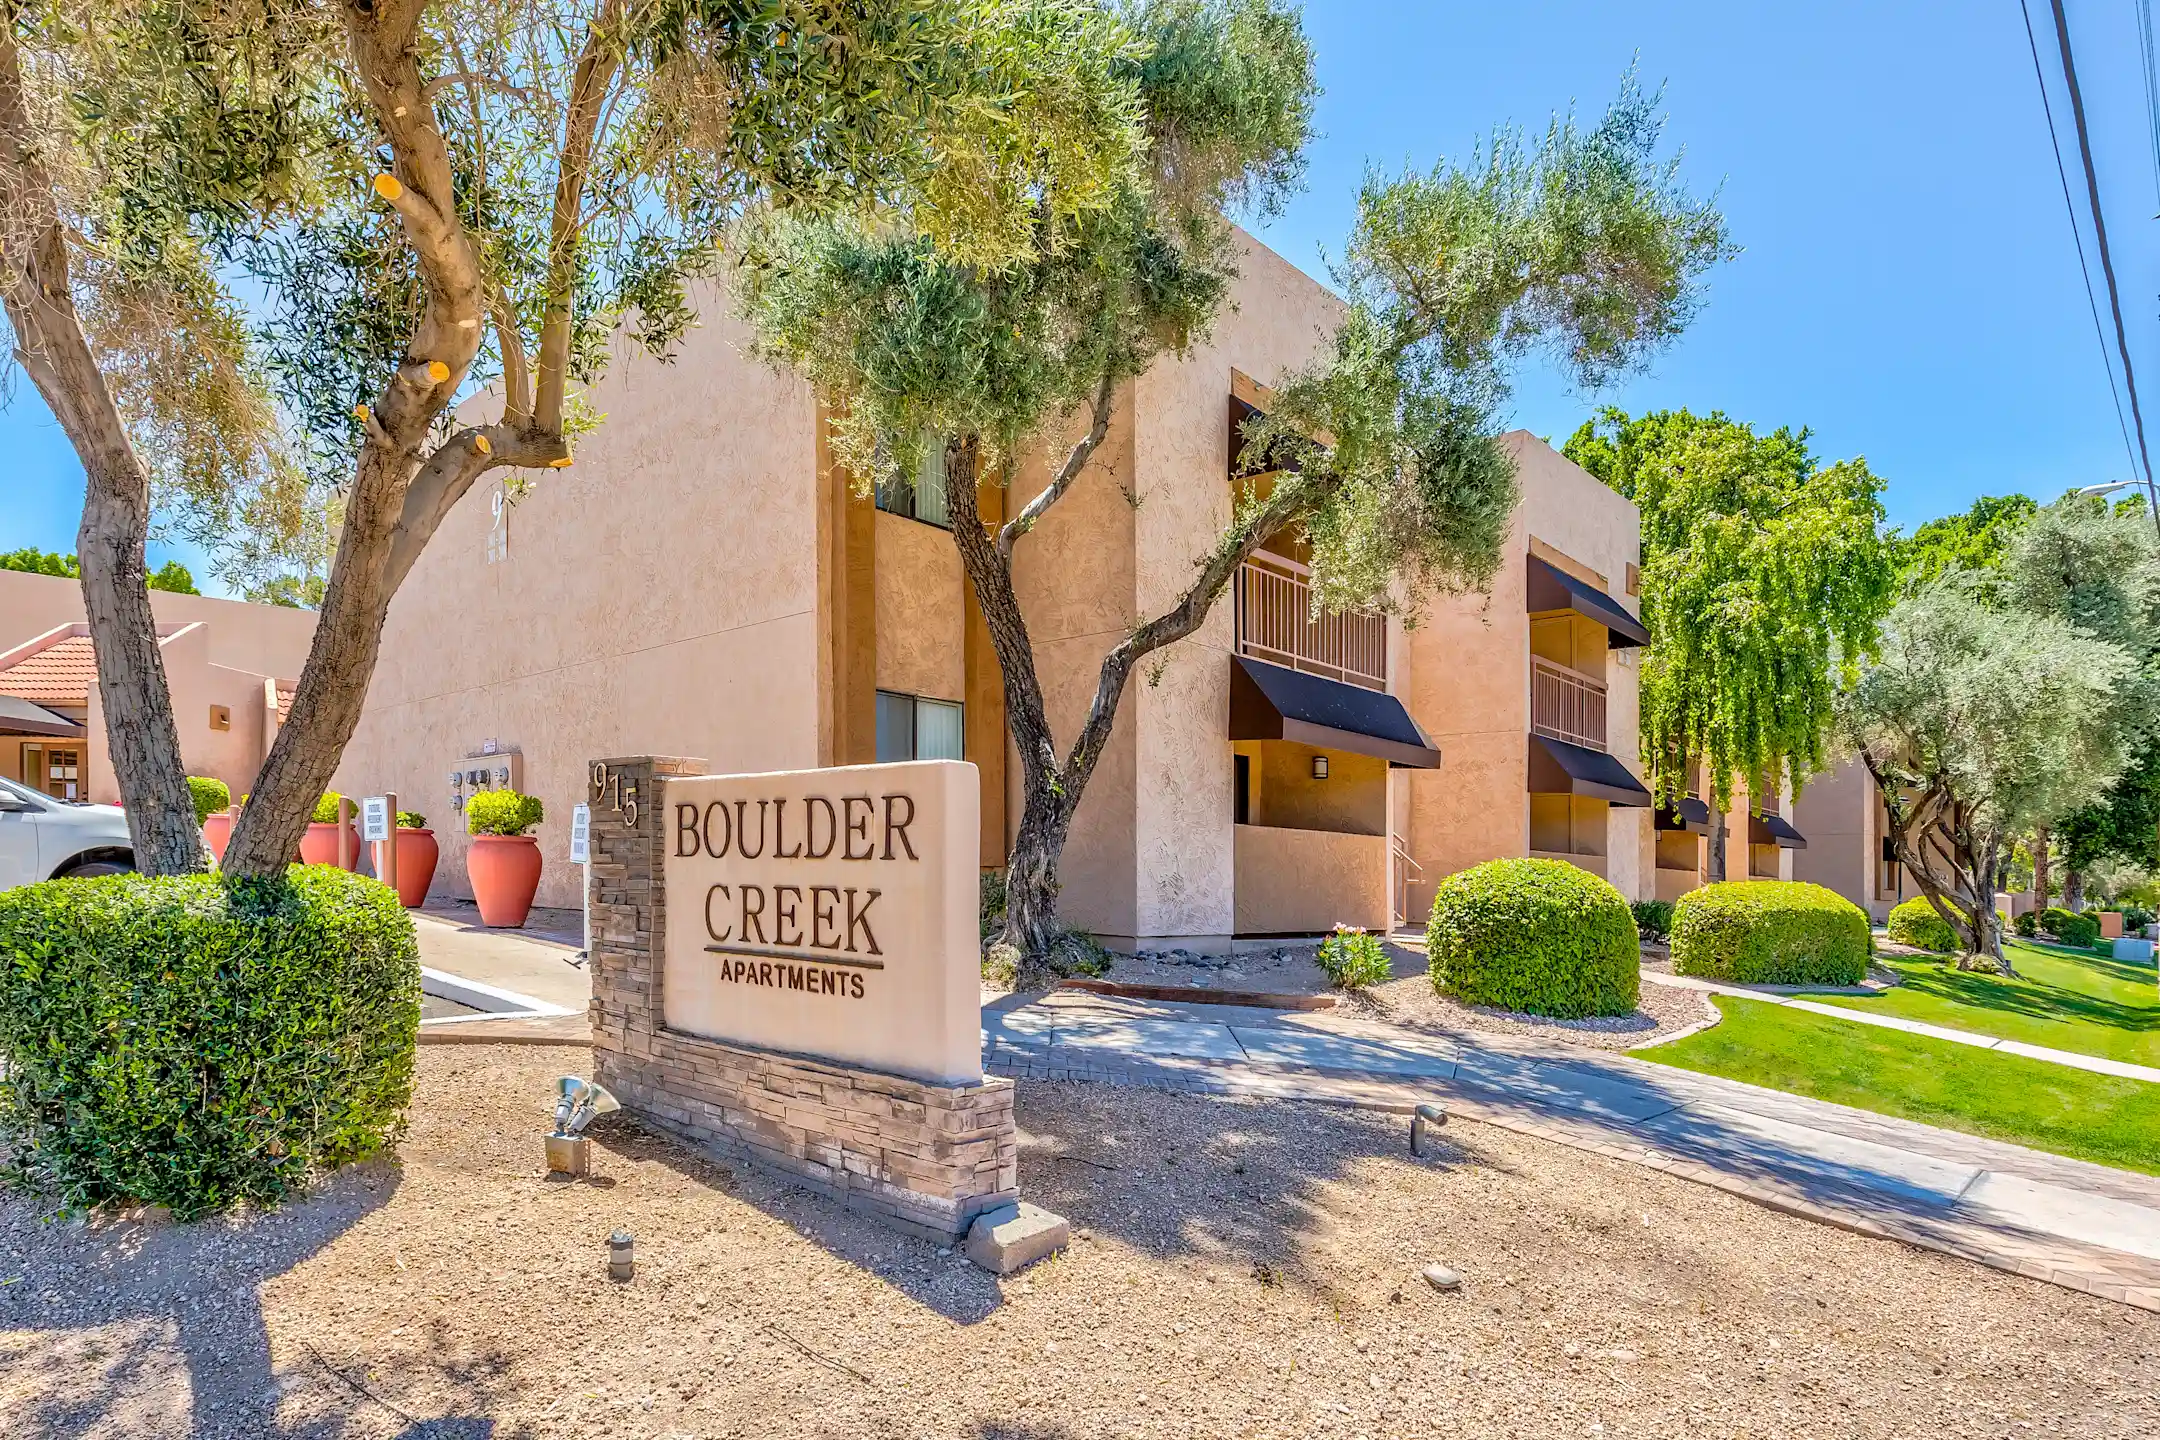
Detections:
[1234, 554, 1388, 692]
[1530, 655, 1607, 752]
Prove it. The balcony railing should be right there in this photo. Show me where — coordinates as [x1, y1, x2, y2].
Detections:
[1531, 656, 1607, 751]
[1234, 553, 1387, 691]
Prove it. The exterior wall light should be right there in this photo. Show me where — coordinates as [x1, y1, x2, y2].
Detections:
[1311, 755, 1329, 780]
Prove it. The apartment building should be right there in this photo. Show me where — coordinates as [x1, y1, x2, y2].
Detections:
[1791, 758, 1917, 921]
[336, 230, 1660, 942]
[0, 569, 315, 803]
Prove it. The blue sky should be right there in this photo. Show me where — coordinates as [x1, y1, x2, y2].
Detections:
[1, 0, 2149, 591]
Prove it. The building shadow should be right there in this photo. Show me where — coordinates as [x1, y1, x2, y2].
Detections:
[0, 1159, 517, 1439]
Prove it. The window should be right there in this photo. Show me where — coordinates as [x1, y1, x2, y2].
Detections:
[876, 432, 950, 528]
[876, 691, 964, 762]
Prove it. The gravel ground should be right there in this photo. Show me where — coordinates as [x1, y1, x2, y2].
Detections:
[1103, 939, 1715, 1052]
[5, 1045, 2152, 1439]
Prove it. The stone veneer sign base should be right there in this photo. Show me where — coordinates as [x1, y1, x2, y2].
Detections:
[584, 756, 1050, 1257]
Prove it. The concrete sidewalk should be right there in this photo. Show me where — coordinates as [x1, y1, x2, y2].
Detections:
[1639, 968, 2160, 1083]
[985, 987, 2160, 1311]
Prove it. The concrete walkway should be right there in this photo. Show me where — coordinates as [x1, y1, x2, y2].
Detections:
[1639, 969, 2160, 1083]
[984, 987, 2160, 1311]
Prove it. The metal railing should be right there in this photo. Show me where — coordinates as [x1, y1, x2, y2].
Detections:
[1391, 831, 1424, 930]
[1234, 553, 1387, 691]
[1531, 656, 1607, 752]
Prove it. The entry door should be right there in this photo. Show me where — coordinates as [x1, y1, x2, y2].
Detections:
[28, 746, 81, 801]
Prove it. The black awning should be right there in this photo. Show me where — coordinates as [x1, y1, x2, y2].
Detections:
[1751, 811, 1808, 849]
[1526, 555, 1650, 648]
[0, 695, 84, 738]
[1231, 656, 1441, 768]
[1528, 734, 1653, 806]
[1654, 795, 1712, 833]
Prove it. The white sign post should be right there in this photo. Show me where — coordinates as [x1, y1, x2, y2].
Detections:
[570, 802, 592, 955]
[360, 795, 391, 843]
[361, 795, 395, 895]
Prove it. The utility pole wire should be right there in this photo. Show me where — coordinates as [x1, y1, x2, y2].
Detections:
[2019, 0, 2141, 487]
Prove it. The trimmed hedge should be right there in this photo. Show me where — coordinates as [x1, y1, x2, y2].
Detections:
[2037, 906, 2100, 948]
[0, 868, 420, 1217]
[1886, 897, 1958, 954]
[1630, 899, 1674, 943]
[185, 776, 230, 825]
[1670, 881, 1869, 986]
[1426, 859, 1639, 1018]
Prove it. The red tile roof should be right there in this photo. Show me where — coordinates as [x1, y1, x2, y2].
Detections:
[0, 633, 96, 706]
[275, 680, 297, 721]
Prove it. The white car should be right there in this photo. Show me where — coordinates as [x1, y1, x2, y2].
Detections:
[0, 776, 136, 889]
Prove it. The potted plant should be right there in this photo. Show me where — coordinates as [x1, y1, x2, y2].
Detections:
[299, 792, 358, 868]
[189, 777, 233, 860]
[465, 790, 545, 927]
[392, 810, 438, 908]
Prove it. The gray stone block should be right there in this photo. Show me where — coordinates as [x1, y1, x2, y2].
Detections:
[964, 1201, 1070, 1275]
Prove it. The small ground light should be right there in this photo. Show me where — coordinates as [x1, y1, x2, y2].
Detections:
[546, 1075, 620, 1177]
[608, 1230, 635, 1281]
[1410, 1101, 1446, 1156]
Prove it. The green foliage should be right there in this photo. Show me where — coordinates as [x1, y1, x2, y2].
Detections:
[310, 792, 345, 826]
[465, 789, 544, 837]
[1886, 897, 1957, 954]
[0, 548, 81, 578]
[1316, 925, 1390, 989]
[1899, 494, 2036, 595]
[2122, 904, 2154, 932]
[2014, 910, 2038, 938]
[246, 573, 326, 609]
[980, 868, 1009, 944]
[396, 811, 427, 830]
[1630, 899, 1674, 942]
[185, 776, 231, 825]
[0, 868, 420, 1217]
[146, 560, 198, 594]
[1669, 881, 1870, 986]
[2037, 907, 2100, 948]
[1564, 408, 1897, 809]
[1425, 859, 1640, 1018]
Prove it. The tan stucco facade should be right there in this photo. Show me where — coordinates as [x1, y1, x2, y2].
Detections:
[0, 570, 314, 804]
[336, 232, 1655, 935]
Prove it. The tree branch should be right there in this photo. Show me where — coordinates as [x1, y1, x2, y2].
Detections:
[383, 426, 569, 594]
[998, 370, 1116, 561]
[533, 0, 625, 435]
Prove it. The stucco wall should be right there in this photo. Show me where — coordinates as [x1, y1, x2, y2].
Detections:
[1241, 739, 1386, 834]
[1233, 824, 1388, 934]
[334, 298, 822, 909]
[1793, 758, 1878, 914]
[0, 569, 315, 676]
[873, 510, 966, 704]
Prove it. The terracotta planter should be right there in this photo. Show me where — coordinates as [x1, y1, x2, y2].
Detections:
[467, 834, 542, 927]
[299, 821, 360, 869]
[201, 812, 234, 862]
[391, 827, 439, 908]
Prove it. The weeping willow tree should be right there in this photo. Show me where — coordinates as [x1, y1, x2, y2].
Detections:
[1564, 409, 1898, 879]
[742, 65, 1731, 971]
[3, 0, 1155, 874]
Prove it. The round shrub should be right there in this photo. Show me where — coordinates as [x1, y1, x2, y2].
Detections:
[1670, 881, 1869, 986]
[466, 789, 544, 837]
[0, 867, 421, 1217]
[1316, 925, 1391, 989]
[1630, 899, 1674, 943]
[2037, 906, 2100, 948]
[2013, 909, 2038, 938]
[311, 791, 346, 825]
[1886, 897, 1958, 953]
[185, 776, 231, 825]
[1425, 859, 1639, 1018]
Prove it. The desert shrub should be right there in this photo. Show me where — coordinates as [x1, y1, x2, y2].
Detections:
[1630, 899, 1674, 943]
[980, 868, 1008, 943]
[2013, 909, 2038, 938]
[1670, 881, 1869, 986]
[465, 790, 544, 837]
[2037, 907, 2099, 947]
[396, 811, 427, 830]
[311, 791, 345, 825]
[0, 868, 420, 1217]
[1886, 897, 1958, 953]
[1425, 859, 1639, 1018]
[1316, 925, 1390, 989]
[185, 776, 230, 825]
[2121, 904, 2154, 933]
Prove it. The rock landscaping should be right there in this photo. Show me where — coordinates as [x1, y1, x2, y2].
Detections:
[3, 1045, 2150, 1439]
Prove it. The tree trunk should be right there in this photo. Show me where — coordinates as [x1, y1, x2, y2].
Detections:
[1706, 809, 1728, 883]
[2063, 867, 2084, 913]
[0, 28, 200, 875]
[2033, 827, 2052, 910]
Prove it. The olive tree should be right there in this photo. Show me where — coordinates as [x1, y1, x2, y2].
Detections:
[741, 65, 1730, 969]
[5, 0, 1152, 875]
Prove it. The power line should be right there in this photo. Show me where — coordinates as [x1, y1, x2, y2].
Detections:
[2139, 0, 2160, 212]
[2019, 0, 2141, 482]
[2045, 0, 2155, 488]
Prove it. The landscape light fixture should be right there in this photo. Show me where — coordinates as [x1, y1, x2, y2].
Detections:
[546, 1075, 620, 1177]
[1311, 755, 1329, 781]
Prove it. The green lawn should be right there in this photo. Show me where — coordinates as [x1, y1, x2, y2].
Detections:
[1807, 938, 2159, 1068]
[1644, 996, 2160, 1175]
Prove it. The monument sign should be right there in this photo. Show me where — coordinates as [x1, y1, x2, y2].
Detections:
[583, 755, 1025, 1251]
